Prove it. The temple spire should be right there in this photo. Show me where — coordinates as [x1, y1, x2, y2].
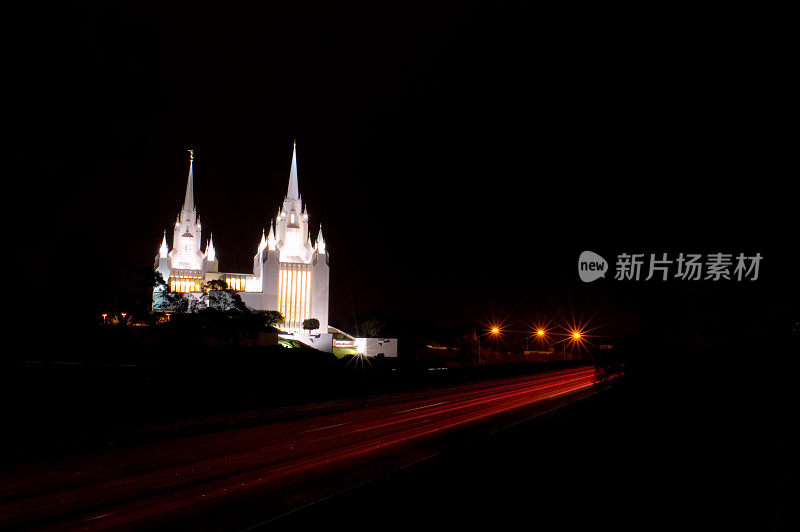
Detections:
[287, 140, 299, 200]
[184, 149, 195, 212]
[316, 224, 326, 253]
[159, 231, 169, 258]
[267, 222, 276, 250]
[205, 234, 216, 262]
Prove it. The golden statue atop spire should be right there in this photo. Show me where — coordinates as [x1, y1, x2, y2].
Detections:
[188, 148, 194, 161]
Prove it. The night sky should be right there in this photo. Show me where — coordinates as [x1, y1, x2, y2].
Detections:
[13, 2, 796, 337]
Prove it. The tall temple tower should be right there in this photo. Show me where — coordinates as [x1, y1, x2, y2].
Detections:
[154, 150, 218, 294]
[153, 144, 329, 334]
[240, 141, 329, 332]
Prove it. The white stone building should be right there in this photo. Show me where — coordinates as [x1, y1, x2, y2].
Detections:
[153, 144, 330, 334]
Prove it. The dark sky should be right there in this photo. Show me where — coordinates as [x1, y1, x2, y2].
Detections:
[12, 2, 796, 335]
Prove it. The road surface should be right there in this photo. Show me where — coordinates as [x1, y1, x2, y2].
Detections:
[0, 366, 605, 530]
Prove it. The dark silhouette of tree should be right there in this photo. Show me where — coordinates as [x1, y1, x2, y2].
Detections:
[303, 318, 320, 332]
[201, 279, 248, 313]
[205, 279, 227, 291]
[360, 318, 386, 338]
[256, 310, 285, 327]
[164, 292, 189, 312]
[152, 271, 190, 312]
[153, 271, 168, 291]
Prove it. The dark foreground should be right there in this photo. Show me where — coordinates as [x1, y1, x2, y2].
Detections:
[2, 359, 792, 531]
[275, 365, 792, 532]
[1, 366, 608, 530]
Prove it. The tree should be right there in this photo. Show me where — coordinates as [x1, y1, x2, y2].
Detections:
[256, 310, 285, 327]
[202, 279, 248, 313]
[108, 266, 170, 316]
[163, 292, 189, 312]
[303, 318, 320, 332]
[153, 271, 168, 292]
[152, 272, 190, 312]
[187, 294, 205, 314]
[205, 279, 227, 292]
[360, 318, 385, 338]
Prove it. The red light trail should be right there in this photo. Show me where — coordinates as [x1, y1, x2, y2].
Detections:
[0, 366, 611, 530]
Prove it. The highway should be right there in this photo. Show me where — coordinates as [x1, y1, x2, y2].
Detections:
[0, 366, 604, 530]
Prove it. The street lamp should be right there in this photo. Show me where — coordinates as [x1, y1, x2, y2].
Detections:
[529, 328, 547, 351]
[488, 326, 549, 352]
[565, 329, 585, 360]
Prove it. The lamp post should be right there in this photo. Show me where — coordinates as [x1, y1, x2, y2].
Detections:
[529, 329, 546, 351]
[566, 330, 582, 360]
[473, 329, 482, 365]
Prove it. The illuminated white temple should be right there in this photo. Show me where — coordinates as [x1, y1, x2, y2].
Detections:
[153, 143, 330, 333]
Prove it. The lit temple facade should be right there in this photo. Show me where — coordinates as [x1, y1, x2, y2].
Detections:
[153, 144, 330, 333]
